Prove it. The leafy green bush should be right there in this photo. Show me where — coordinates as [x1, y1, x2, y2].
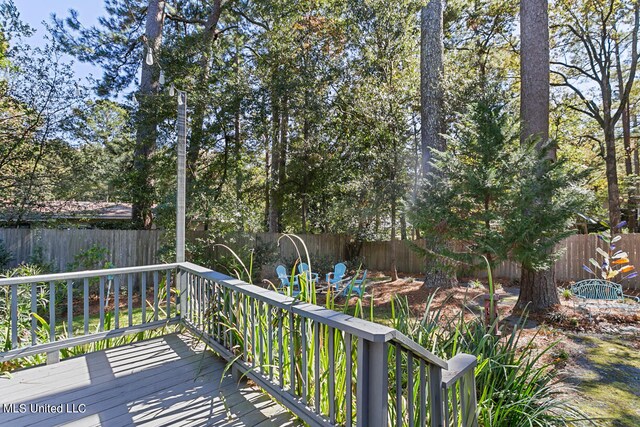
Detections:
[0, 239, 13, 270]
[67, 244, 112, 271]
[28, 245, 55, 273]
[0, 264, 46, 353]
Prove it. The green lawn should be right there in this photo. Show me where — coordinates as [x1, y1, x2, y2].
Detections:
[53, 302, 177, 338]
[571, 335, 640, 426]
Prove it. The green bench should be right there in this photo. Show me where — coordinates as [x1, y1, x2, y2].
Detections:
[571, 279, 639, 302]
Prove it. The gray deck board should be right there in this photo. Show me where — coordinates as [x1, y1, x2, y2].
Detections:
[0, 334, 302, 427]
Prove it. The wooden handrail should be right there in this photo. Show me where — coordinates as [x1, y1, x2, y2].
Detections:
[0, 263, 180, 286]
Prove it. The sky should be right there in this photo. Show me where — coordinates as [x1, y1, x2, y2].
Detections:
[12, 0, 105, 81]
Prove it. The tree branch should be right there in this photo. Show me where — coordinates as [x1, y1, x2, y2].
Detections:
[612, 1, 639, 124]
[550, 60, 598, 81]
[165, 13, 205, 25]
[231, 7, 270, 31]
[551, 69, 604, 126]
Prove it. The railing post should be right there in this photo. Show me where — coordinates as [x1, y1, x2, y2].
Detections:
[441, 354, 478, 427]
[356, 338, 388, 427]
[429, 364, 444, 427]
[460, 368, 478, 427]
[47, 350, 59, 365]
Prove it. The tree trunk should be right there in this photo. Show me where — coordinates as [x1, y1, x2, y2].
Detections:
[188, 100, 206, 192]
[278, 95, 288, 205]
[412, 116, 420, 240]
[516, 266, 559, 311]
[390, 197, 398, 281]
[268, 88, 280, 233]
[131, 0, 166, 229]
[604, 122, 622, 228]
[616, 39, 637, 231]
[264, 140, 270, 231]
[622, 103, 636, 231]
[520, 0, 550, 153]
[185, 0, 223, 225]
[635, 114, 640, 232]
[233, 46, 244, 230]
[301, 194, 308, 233]
[516, 0, 559, 310]
[420, 1, 445, 175]
[421, 1, 455, 288]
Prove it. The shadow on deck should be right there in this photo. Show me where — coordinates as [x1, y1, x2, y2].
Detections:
[0, 334, 301, 427]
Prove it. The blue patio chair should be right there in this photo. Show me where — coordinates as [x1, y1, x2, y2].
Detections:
[276, 265, 299, 296]
[326, 262, 347, 290]
[297, 262, 319, 284]
[341, 270, 368, 297]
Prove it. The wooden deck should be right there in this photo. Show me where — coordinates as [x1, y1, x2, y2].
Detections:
[0, 334, 301, 427]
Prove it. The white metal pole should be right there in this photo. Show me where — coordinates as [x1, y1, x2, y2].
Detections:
[176, 91, 187, 263]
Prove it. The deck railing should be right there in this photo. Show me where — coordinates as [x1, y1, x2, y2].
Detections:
[0, 264, 179, 363]
[0, 262, 478, 427]
[178, 262, 478, 427]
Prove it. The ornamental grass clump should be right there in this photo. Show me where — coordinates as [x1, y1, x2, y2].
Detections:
[390, 293, 585, 426]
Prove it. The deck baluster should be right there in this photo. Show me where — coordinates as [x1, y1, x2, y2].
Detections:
[289, 311, 295, 393]
[31, 283, 37, 345]
[345, 332, 353, 427]
[153, 271, 159, 321]
[328, 326, 336, 424]
[127, 274, 133, 327]
[395, 343, 402, 427]
[420, 360, 427, 427]
[67, 280, 73, 337]
[84, 278, 89, 334]
[278, 309, 284, 389]
[99, 277, 105, 331]
[114, 276, 119, 329]
[301, 316, 307, 403]
[49, 281, 55, 342]
[268, 307, 274, 381]
[166, 270, 171, 319]
[314, 321, 320, 414]
[11, 283, 18, 348]
[141, 273, 146, 324]
[407, 352, 414, 426]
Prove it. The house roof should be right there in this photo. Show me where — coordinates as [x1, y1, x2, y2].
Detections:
[0, 201, 133, 222]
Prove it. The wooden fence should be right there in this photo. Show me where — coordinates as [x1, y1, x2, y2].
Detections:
[0, 229, 164, 272]
[1, 229, 639, 288]
[360, 234, 640, 289]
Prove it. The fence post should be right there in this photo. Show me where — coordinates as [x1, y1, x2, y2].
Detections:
[356, 338, 388, 427]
